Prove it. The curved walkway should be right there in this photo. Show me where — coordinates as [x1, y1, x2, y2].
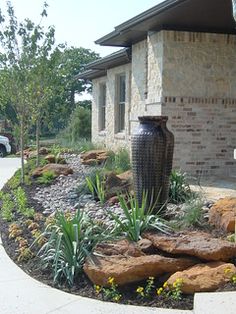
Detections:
[0, 158, 235, 314]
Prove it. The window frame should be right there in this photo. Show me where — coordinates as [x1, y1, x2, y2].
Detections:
[98, 82, 106, 132]
[116, 74, 126, 133]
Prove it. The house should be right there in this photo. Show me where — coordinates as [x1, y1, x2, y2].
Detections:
[77, 0, 236, 177]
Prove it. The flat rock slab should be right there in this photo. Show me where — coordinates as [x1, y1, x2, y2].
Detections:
[209, 197, 236, 232]
[143, 231, 236, 261]
[95, 239, 145, 257]
[32, 163, 73, 178]
[167, 262, 236, 294]
[84, 254, 197, 286]
[80, 150, 109, 165]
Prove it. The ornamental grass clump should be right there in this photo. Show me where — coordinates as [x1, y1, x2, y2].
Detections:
[108, 192, 171, 242]
[37, 209, 111, 287]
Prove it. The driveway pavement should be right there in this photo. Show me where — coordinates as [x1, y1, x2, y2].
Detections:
[0, 158, 235, 313]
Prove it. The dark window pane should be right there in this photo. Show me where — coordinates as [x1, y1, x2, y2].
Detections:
[119, 75, 126, 103]
[99, 83, 106, 131]
[119, 102, 125, 131]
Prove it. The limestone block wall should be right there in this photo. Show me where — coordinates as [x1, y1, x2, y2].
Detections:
[161, 31, 236, 176]
[130, 35, 163, 135]
[92, 64, 131, 151]
[91, 30, 236, 176]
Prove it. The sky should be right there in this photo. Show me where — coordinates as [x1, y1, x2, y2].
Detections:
[5, 0, 164, 57]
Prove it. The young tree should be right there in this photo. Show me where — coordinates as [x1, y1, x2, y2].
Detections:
[0, 1, 54, 179]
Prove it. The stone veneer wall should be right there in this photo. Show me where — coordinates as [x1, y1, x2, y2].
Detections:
[92, 64, 131, 151]
[91, 30, 236, 176]
[161, 31, 236, 176]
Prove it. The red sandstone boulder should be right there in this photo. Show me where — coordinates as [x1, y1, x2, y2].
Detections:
[80, 150, 109, 165]
[83, 254, 197, 287]
[143, 231, 236, 261]
[45, 154, 56, 163]
[167, 262, 236, 294]
[45, 154, 66, 164]
[209, 197, 236, 232]
[95, 239, 145, 257]
[32, 164, 73, 178]
[105, 170, 133, 199]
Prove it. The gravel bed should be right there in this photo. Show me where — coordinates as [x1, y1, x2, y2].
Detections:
[32, 154, 212, 228]
[32, 154, 125, 228]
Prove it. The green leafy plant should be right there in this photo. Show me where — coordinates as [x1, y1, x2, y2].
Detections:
[104, 149, 131, 174]
[37, 209, 111, 286]
[136, 277, 155, 298]
[157, 278, 183, 301]
[14, 187, 35, 218]
[181, 198, 205, 227]
[86, 172, 106, 204]
[169, 170, 193, 204]
[36, 170, 56, 185]
[108, 192, 171, 242]
[94, 277, 122, 302]
[0, 192, 14, 221]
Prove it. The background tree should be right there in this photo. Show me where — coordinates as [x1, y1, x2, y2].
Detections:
[0, 1, 53, 181]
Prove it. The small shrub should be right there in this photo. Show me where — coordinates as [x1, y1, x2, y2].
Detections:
[108, 192, 171, 242]
[14, 187, 35, 218]
[169, 170, 193, 204]
[37, 170, 56, 185]
[104, 149, 131, 174]
[0, 192, 14, 221]
[181, 198, 205, 227]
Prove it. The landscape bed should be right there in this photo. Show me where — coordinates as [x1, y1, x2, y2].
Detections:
[0, 148, 236, 311]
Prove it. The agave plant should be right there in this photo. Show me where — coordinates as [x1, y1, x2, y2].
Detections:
[107, 192, 171, 242]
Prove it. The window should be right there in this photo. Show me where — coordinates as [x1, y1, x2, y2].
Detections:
[116, 74, 126, 132]
[99, 83, 106, 131]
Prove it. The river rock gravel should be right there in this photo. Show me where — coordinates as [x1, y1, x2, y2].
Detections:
[32, 154, 124, 228]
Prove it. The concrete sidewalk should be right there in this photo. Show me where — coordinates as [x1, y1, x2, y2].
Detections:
[0, 158, 235, 314]
[0, 158, 21, 189]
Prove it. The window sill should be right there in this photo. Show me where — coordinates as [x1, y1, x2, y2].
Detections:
[98, 130, 106, 137]
[114, 132, 125, 140]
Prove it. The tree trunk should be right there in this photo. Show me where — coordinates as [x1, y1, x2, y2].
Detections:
[36, 118, 40, 167]
[20, 118, 25, 184]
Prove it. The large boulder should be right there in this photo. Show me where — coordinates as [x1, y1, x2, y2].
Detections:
[32, 164, 73, 178]
[80, 150, 109, 165]
[143, 231, 236, 261]
[45, 154, 66, 164]
[105, 170, 133, 199]
[95, 239, 145, 257]
[167, 262, 236, 294]
[209, 197, 236, 232]
[83, 254, 197, 287]
[45, 154, 56, 163]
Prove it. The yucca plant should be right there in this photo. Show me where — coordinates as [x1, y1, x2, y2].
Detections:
[107, 192, 171, 242]
[37, 209, 110, 286]
[86, 173, 106, 204]
[169, 170, 193, 204]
